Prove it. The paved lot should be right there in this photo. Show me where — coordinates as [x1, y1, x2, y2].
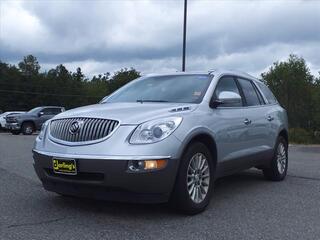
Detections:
[0, 132, 319, 240]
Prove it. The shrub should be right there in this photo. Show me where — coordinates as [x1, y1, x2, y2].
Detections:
[289, 128, 313, 144]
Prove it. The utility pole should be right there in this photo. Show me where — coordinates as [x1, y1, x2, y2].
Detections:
[182, 0, 187, 72]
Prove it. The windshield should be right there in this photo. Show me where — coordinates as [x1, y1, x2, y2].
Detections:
[105, 74, 211, 104]
[28, 107, 42, 114]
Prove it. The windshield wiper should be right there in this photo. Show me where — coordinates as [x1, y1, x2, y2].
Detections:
[136, 99, 169, 103]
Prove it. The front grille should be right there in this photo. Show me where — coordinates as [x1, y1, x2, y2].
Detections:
[50, 117, 119, 143]
[5, 117, 17, 123]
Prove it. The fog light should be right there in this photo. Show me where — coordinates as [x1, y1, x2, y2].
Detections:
[128, 159, 167, 172]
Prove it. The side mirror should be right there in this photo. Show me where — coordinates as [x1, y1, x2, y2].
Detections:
[38, 112, 44, 117]
[210, 91, 241, 108]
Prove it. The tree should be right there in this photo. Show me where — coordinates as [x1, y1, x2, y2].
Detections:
[261, 55, 314, 129]
[18, 55, 40, 76]
[108, 68, 140, 93]
[0, 57, 141, 111]
[73, 67, 85, 82]
[311, 73, 320, 131]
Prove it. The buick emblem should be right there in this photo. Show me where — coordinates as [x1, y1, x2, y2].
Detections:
[69, 120, 83, 134]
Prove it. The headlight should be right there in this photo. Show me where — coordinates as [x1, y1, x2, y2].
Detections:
[38, 121, 49, 140]
[129, 117, 182, 144]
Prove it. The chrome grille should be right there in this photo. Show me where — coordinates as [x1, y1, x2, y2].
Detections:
[50, 118, 119, 143]
[5, 116, 17, 123]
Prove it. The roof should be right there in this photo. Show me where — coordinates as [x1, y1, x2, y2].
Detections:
[38, 106, 65, 108]
[144, 69, 261, 82]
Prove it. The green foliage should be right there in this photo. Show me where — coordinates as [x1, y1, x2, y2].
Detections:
[289, 128, 320, 144]
[18, 55, 40, 76]
[289, 128, 313, 144]
[261, 54, 315, 129]
[262, 55, 320, 143]
[0, 55, 140, 111]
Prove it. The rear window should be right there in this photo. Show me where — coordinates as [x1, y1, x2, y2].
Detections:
[237, 78, 261, 106]
[42, 108, 62, 115]
[256, 82, 278, 104]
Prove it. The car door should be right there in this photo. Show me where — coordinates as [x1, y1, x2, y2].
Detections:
[255, 81, 279, 150]
[236, 78, 272, 164]
[210, 76, 253, 176]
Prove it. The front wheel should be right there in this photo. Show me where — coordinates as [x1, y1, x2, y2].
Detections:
[21, 122, 34, 135]
[171, 142, 214, 215]
[263, 136, 288, 181]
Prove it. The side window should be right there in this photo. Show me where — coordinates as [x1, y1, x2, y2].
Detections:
[41, 108, 52, 115]
[252, 82, 265, 104]
[237, 78, 261, 106]
[214, 77, 242, 107]
[256, 82, 278, 104]
[51, 108, 62, 114]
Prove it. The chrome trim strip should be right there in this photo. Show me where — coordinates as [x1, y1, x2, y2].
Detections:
[33, 149, 171, 160]
[48, 118, 121, 146]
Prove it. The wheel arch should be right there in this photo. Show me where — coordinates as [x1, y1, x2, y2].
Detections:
[178, 130, 218, 172]
[21, 120, 36, 130]
[278, 128, 288, 146]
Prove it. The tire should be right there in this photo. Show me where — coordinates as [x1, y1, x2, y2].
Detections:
[11, 130, 20, 135]
[263, 136, 288, 181]
[171, 142, 214, 215]
[21, 122, 34, 135]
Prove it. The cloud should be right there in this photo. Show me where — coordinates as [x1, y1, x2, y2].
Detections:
[0, 0, 319, 77]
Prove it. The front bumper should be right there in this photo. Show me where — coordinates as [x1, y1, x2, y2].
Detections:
[33, 150, 179, 203]
[5, 122, 20, 130]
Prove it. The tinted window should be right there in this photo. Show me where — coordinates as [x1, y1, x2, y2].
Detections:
[28, 107, 42, 114]
[256, 82, 278, 104]
[42, 108, 53, 115]
[42, 108, 61, 115]
[50, 108, 63, 114]
[214, 77, 242, 107]
[106, 75, 211, 104]
[237, 78, 261, 106]
[252, 83, 265, 104]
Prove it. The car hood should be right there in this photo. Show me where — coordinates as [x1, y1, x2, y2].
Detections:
[54, 102, 198, 125]
[6, 113, 35, 119]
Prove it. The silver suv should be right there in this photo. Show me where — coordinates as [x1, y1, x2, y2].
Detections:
[33, 70, 288, 214]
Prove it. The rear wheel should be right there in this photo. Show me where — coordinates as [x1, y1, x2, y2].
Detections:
[22, 122, 34, 135]
[263, 136, 288, 181]
[171, 142, 214, 215]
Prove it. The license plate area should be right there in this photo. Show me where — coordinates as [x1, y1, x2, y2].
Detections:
[53, 158, 77, 175]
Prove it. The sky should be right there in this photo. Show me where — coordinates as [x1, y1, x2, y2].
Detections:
[1, 0, 320, 78]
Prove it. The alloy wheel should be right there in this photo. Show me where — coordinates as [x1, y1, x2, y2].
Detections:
[187, 153, 210, 204]
[276, 142, 287, 174]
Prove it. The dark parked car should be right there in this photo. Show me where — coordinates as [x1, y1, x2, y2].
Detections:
[6, 106, 65, 135]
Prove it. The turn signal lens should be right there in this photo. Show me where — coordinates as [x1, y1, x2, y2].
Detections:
[128, 159, 167, 172]
[144, 160, 167, 170]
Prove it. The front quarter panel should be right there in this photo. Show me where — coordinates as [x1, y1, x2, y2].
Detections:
[173, 107, 216, 160]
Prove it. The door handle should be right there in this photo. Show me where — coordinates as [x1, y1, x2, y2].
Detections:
[244, 118, 252, 125]
[267, 116, 274, 121]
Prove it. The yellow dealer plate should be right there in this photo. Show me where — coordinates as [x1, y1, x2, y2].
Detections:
[53, 158, 77, 175]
